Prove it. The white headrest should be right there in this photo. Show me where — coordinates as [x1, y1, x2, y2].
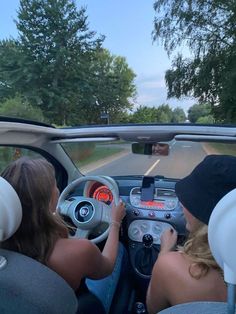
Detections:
[0, 177, 22, 241]
[208, 188, 236, 284]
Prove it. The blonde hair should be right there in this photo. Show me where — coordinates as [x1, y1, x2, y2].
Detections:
[179, 223, 222, 279]
[1, 157, 68, 264]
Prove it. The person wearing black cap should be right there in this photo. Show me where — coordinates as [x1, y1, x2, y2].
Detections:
[146, 155, 236, 314]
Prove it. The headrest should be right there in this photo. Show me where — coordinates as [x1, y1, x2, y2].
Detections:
[0, 177, 22, 241]
[208, 188, 236, 284]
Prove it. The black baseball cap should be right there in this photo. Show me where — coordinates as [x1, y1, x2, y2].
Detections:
[175, 155, 236, 225]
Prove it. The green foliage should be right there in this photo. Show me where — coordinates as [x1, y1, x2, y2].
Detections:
[129, 104, 186, 123]
[196, 115, 214, 124]
[188, 103, 212, 123]
[0, 95, 45, 121]
[171, 107, 186, 123]
[130, 105, 157, 123]
[0, 40, 25, 100]
[0, 1, 137, 126]
[62, 142, 95, 161]
[153, 0, 236, 123]
[70, 48, 136, 125]
[156, 104, 173, 122]
[14, 0, 104, 125]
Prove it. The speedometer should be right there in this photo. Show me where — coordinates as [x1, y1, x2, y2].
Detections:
[93, 185, 113, 205]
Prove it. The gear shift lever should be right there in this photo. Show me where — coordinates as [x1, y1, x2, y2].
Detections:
[135, 233, 159, 276]
[143, 234, 153, 248]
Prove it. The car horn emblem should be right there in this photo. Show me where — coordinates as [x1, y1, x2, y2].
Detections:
[80, 206, 89, 217]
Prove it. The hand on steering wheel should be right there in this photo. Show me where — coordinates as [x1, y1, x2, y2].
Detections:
[57, 175, 120, 243]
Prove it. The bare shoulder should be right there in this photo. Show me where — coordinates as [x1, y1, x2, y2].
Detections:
[53, 237, 99, 260]
[48, 238, 102, 289]
[59, 237, 95, 250]
[153, 251, 186, 274]
[49, 238, 100, 270]
[157, 250, 184, 261]
[146, 251, 184, 313]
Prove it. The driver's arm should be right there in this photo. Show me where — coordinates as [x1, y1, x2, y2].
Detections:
[84, 200, 125, 279]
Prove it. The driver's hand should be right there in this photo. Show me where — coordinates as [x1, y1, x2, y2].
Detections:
[111, 200, 126, 225]
[160, 228, 178, 254]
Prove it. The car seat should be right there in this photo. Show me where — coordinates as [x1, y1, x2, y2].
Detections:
[158, 188, 236, 314]
[0, 177, 78, 314]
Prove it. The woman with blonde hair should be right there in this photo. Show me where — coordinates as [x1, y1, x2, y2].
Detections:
[1, 157, 126, 314]
[146, 155, 236, 313]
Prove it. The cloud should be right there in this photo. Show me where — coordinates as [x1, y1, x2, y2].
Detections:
[134, 74, 196, 114]
[139, 79, 165, 89]
[137, 94, 159, 104]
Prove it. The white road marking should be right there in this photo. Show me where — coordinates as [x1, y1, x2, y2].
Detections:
[145, 159, 160, 176]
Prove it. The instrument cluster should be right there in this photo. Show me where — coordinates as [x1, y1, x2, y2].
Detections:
[93, 185, 113, 205]
[84, 181, 113, 205]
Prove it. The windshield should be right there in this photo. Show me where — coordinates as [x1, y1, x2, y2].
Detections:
[62, 140, 236, 178]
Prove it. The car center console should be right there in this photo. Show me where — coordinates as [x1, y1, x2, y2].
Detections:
[123, 176, 186, 281]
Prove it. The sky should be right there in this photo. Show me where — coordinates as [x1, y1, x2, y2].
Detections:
[0, 0, 196, 114]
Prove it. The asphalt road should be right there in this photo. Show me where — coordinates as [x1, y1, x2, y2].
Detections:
[85, 141, 208, 179]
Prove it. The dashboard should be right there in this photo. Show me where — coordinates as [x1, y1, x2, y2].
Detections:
[83, 177, 186, 240]
[69, 175, 186, 279]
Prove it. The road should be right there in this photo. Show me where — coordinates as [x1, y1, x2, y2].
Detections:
[84, 141, 208, 179]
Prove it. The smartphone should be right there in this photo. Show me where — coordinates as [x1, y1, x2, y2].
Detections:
[141, 176, 155, 201]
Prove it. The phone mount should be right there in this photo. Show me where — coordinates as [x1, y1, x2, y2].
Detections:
[141, 176, 154, 202]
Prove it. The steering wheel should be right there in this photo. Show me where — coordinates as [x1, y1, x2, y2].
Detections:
[57, 176, 119, 243]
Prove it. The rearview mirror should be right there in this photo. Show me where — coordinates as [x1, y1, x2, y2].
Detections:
[132, 142, 169, 156]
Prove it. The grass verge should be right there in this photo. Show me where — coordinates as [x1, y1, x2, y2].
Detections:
[77, 146, 124, 167]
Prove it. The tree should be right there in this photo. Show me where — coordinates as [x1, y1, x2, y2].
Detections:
[171, 107, 186, 123]
[130, 106, 157, 123]
[129, 104, 184, 123]
[153, 0, 236, 123]
[72, 49, 136, 125]
[0, 40, 25, 101]
[0, 95, 45, 122]
[0, 1, 137, 125]
[156, 104, 173, 122]
[197, 115, 214, 124]
[14, 0, 103, 124]
[188, 103, 212, 123]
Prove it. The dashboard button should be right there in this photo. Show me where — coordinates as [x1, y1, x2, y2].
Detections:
[153, 224, 162, 234]
[133, 209, 140, 216]
[131, 227, 140, 237]
[148, 211, 155, 218]
[165, 213, 171, 219]
[140, 223, 149, 233]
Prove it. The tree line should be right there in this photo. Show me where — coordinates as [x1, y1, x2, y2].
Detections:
[0, 0, 233, 125]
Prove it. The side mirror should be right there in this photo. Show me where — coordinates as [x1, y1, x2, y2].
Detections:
[132, 143, 169, 156]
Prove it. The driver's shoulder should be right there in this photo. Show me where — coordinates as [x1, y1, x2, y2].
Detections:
[48, 238, 99, 273]
[54, 238, 97, 257]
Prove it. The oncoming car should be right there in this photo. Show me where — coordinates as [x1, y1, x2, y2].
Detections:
[0, 117, 236, 314]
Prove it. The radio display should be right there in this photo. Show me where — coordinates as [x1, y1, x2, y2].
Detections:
[140, 200, 165, 209]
